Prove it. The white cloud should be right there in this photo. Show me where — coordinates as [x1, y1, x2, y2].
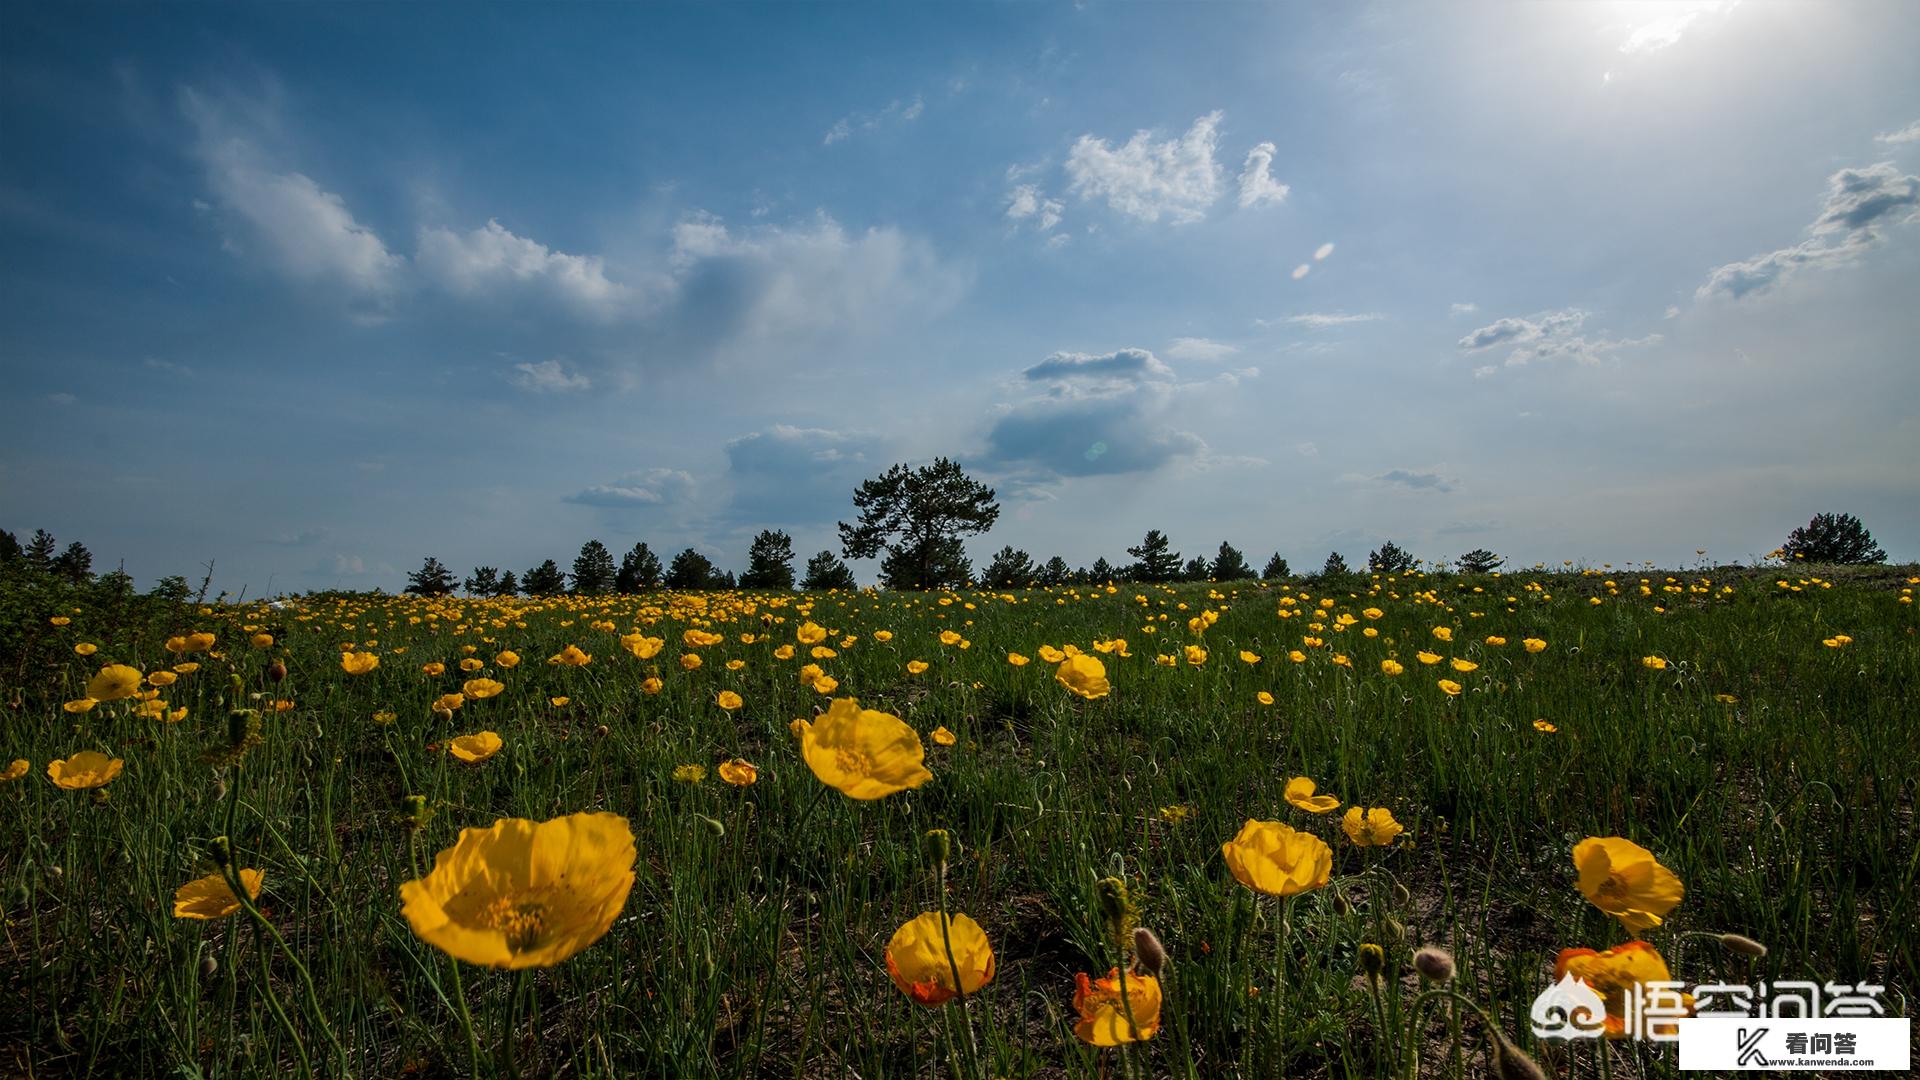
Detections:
[183, 89, 402, 295]
[1698, 162, 1919, 300]
[417, 219, 634, 318]
[1024, 347, 1173, 384]
[1281, 312, 1386, 330]
[1457, 309, 1660, 370]
[823, 96, 925, 145]
[565, 468, 696, 508]
[46, 392, 77, 405]
[1066, 111, 1223, 224]
[1164, 337, 1240, 362]
[1236, 141, 1290, 209]
[1450, 302, 1478, 315]
[1618, 1, 1736, 54]
[143, 357, 194, 377]
[1005, 184, 1064, 232]
[512, 359, 591, 393]
[1290, 264, 1310, 280]
[1875, 120, 1920, 145]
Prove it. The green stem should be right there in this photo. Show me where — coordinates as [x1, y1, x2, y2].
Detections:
[933, 874, 981, 1079]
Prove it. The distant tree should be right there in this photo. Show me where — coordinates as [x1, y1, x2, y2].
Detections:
[496, 569, 520, 597]
[1320, 551, 1352, 579]
[1178, 555, 1207, 580]
[982, 546, 1037, 588]
[838, 458, 1000, 590]
[1039, 556, 1071, 586]
[1782, 513, 1886, 565]
[1368, 540, 1415, 575]
[665, 548, 721, 590]
[739, 530, 797, 590]
[24, 529, 57, 573]
[1262, 553, 1291, 581]
[405, 556, 457, 596]
[1458, 548, 1505, 574]
[615, 542, 663, 592]
[571, 540, 617, 594]
[150, 574, 192, 604]
[0, 530, 20, 566]
[95, 567, 134, 597]
[1212, 541, 1254, 581]
[522, 560, 566, 596]
[801, 550, 858, 591]
[50, 541, 93, 584]
[464, 566, 501, 597]
[1090, 556, 1116, 582]
[1126, 530, 1183, 583]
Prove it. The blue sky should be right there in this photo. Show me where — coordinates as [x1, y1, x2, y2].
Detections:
[3, 1, 1917, 593]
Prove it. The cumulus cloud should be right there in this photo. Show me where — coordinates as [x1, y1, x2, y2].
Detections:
[1164, 337, 1239, 362]
[1065, 111, 1223, 224]
[724, 426, 880, 522]
[986, 395, 1205, 478]
[1376, 469, 1454, 493]
[183, 89, 402, 296]
[1024, 347, 1173, 384]
[1698, 162, 1919, 300]
[1005, 184, 1064, 232]
[1457, 309, 1659, 370]
[565, 468, 697, 508]
[1236, 141, 1290, 209]
[512, 359, 591, 393]
[1875, 120, 1920, 145]
[417, 219, 636, 318]
[667, 213, 966, 349]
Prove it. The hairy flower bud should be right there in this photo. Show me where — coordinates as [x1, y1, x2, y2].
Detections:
[266, 660, 287, 683]
[1413, 946, 1456, 983]
[208, 835, 233, 869]
[1132, 927, 1168, 976]
[1359, 942, 1386, 981]
[1095, 876, 1138, 949]
[922, 828, 952, 870]
[1719, 933, 1768, 958]
[1491, 1035, 1550, 1080]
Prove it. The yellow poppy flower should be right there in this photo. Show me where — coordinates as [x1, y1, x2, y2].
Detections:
[433, 693, 466, 712]
[549, 696, 570, 707]
[398, 812, 636, 969]
[49, 616, 72, 627]
[1257, 691, 1275, 705]
[462, 678, 504, 700]
[86, 664, 143, 701]
[341, 651, 380, 675]
[640, 678, 663, 695]
[1221, 819, 1332, 896]
[250, 633, 275, 649]
[1641, 655, 1667, 671]
[173, 869, 265, 919]
[773, 644, 796, 660]
[548, 645, 591, 667]
[74, 642, 98, 656]
[1184, 645, 1208, 665]
[680, 653, 703, 671]
[1037, 645, 1066, 663]
[794, 697, 932, 800]
[1283, 777, 1340, 813]
[930, 725, 957, 746]
[1449, 658, 1477, 673]
[1006, 652, 1029, 666]
[1533, 719, 1559, 732]
[1573, 837, 1684, 932]
[716, 690, 743, 711]
[1380, 659, 1404, 676]
[1287, 650, 1306, 663]
[421, 662, 447, 676]
[1485, 635, 1507, 646]
[47, 750, 124, 790]
[672, 763, 706, 784]
[1523, 638, 1547, 653]
[447, 731, 503, 763]
[63, 698, 98, 714]
[796, 621, 828, 645]
[1055, 654, 1110, 699]
[885, 912, 995, 1006]
[172, 662, 199, 674]
[1239, 650, 1261, 664]
[718, 758, 758, 786]
[726, 659, 746, 671]
[1, 759, 29, 783]
[621, 634, 665, 660]
[1555, 942, 1692, 1038]
[873, 630, 893, 642]
[1073, 968, 1162, 1045]
[458, 658, 485, 673]
[1431, 627, 1453, 642]
[1415, 651, 1442, 666]
[494, 650, 520, 668]
[1341, 807, 1404, 847]
[1437, 679, 1463, 696]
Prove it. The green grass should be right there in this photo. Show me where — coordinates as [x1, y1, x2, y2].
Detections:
[1, 563, 1914, 1078]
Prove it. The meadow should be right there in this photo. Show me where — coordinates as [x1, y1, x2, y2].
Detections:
[2, 563, 1915, 1078]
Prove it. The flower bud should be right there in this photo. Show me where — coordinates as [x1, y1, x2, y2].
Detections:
[697, 814, 726, 838]
[200, 953, 220, 979]
[1392, 881, 1412, 906]
[1332, 893, 1353, 917]
[1359, 942, 1386, 981]
[1719, 933, 1767, 958]
[1491, 1035, 1550, 1080]
[1132, 927, 1169, 976]
[1095, 876, 1137, 948]
[208, 836, 233, 869]
[922, 828, 952, 869]
[266, 660, 287, 683]
[397, 794, 434, 831]
[1413, 946, 1456, 983]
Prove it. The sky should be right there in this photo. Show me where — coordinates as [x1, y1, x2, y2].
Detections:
[2, 1, 1917, 594]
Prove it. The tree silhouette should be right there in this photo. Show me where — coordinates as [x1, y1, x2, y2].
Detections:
[801, 550, 857, 591]
[1211, 541, 1254, 581]
[739, 530, 797, 590]
[571, 540, 616, 593]
[1126, 530, 1182, 582]
[616, 542, 663, 592]
[1262, 553, 1291, 580]
[1781, 513, 1885, 565]
[839, 458, 999, 590]
[405, 556, 457, 596]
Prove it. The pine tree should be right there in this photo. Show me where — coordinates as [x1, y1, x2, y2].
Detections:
[739, 530, 797, 590]
[1182, 555, 1210, 580]
[50, 541, 93, 583]
[464, 566, 501, 596]
[665, 548, 720, 590]
[1320, 551, 1351, 579]
[801, 550, 858, 591]
[0, 530, 20, 566]
[982, 546, 1037, 588]
[1368, 540, 1415, 575]
[522, 560, 566, 595]
[1458, 549, 1504, 574]
[24, 529, 57, 572]
[571, 540, 616, 593]
[615, 542, 663, 592]
[405, 556, 457, 596]
[1039, 556, 1071, 586]
[1781, 513, 1886, 565]
[497, 569, 520, 596]
[1211, 541, 1254, 581]
[1090, 557, 1115, 582]
[1261, 553, 1291, 580]
[838, 458, 999, 590]
[1126, 530, 1182, 582]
